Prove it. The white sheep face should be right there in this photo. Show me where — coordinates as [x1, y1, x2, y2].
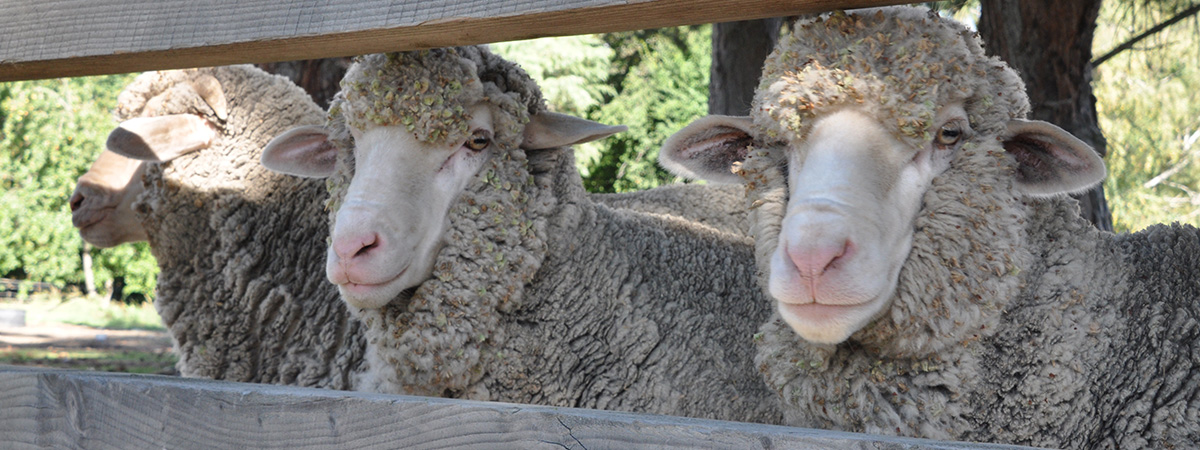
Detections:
[765, 106, 963, 343]
[327, 106, 496, 309]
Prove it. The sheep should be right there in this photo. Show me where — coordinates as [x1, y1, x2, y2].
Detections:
[72, 66, 746, 387]
[72, 65, 368, 389]
[657, 6, 1200, 448]
[261, 47, 782, 424]
[592, 183, 749, 235]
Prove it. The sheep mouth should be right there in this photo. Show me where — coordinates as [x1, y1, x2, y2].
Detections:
[776, 298, 888, 345]
[72, 206, 114, 230]
[338, 266, 411, 309]
[780, 302, 868, 322]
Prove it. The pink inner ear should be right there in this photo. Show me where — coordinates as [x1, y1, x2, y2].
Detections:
[263, 130, 337, 177]
[682, 133, 736, 160]
[1006, 136, 1050, 171]
[681, 131, 753, 160]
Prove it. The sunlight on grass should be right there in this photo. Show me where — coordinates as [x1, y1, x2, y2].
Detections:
[1, 294, 163, 330]
[0, 348, 176, 374]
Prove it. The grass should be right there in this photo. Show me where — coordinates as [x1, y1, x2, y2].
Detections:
[1, 292, 164, 330]
[0, 348, 176, 374]
[1, 293, 176, 374]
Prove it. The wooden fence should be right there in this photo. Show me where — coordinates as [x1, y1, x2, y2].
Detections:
[0, 0, 912, 81]
[0, 1, 1036, 448]
[0, 365, 1036, 449]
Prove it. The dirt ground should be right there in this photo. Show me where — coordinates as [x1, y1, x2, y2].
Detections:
[0, 322, 177, 374]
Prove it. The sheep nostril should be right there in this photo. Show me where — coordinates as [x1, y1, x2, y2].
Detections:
[334, 232, 383, 262]
[356, 239, 377, 258]
[69, 193, 85, 212]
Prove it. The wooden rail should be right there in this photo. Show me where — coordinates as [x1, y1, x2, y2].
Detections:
[0, 0, 912, 81]
[0, 365, 1036, 449]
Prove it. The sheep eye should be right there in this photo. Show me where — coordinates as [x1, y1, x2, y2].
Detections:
[465, 131, 491, 151]
[935, 124, 962, 146]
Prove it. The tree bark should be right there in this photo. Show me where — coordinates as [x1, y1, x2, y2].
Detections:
[709, 19, 783, 116]
[256, 58, 353, 109]
[979, 0, 1112, 231]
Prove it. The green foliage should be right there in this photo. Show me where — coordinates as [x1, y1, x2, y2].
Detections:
[492, 35, 616, 176]
[1094, 2, 1200, 232]
[586, 26, 711, 193]
[492, 36, 616, 118]
[0, 74, 158, 299]
[496, 27, 711, 193]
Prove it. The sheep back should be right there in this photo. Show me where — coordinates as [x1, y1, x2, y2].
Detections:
[125, 66, 366, 389]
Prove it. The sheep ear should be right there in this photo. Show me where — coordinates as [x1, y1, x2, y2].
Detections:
[659, 115, 755, 184]
[190, 74, 229, 121]
[107, 114, 217, 163]
[521, 111, 626, 150]
[1003, 119, 1106, 197]
[262, 125, 337, 178]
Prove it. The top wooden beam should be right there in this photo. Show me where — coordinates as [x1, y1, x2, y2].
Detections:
[0, 0, 912, 82]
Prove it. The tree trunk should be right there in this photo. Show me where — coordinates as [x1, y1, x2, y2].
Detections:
[979, 0, 1113, 231]
[709, 19, 783, 116]
[256, 58, 353, 109]
[80, 242, 96, 297]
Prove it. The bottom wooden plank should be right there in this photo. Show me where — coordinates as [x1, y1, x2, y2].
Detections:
[0, 365, 1033, 449]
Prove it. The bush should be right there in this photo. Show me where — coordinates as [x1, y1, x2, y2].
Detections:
[0, 75, 158, 300]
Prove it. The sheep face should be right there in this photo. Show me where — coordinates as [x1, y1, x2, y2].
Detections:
[69, 150, 150, 247]
[333, 104, 499, 309]
[263, 48, 623, 311]
[71, 71, 226, 248]
[769, 105, 965, 343]
[660, 7, 1106, 346]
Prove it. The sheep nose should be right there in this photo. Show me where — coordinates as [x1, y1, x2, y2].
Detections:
[333, 232, 383, 262]
[69, 191, 85, 212]
[786, 238, 852, 281]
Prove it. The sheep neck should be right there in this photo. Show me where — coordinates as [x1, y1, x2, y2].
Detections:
[469, 149, 781, 423]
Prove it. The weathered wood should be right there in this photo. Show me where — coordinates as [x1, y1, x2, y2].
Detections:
[0, 0, 912, 82]
[0, 365, 1034, 449]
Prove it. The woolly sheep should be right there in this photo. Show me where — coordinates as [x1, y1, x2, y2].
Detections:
[71, 66, 746, 386]
[261, 47, 781, 424]
[659, 7, 1200, 448]
[72, 66, 368, 389]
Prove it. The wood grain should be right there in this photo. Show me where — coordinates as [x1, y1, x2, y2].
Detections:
[0, 365, 1032, 449]
[0, 0, 912, 81]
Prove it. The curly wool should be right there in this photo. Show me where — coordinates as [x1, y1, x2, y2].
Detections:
[125, 66, 366, 389]
[754, 7, 1028, 146]
[748, 7, 1200, 447]
[593, 183, 751, 235]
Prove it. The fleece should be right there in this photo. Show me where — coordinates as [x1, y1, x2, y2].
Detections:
[123, 66, 367, 389]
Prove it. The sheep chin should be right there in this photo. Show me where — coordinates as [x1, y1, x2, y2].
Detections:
[776, 296, 889, 345]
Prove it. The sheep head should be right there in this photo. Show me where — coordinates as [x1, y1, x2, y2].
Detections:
[263, 48, 624, 311]
[70, 70, 226, 247]
[659, 7, 1105, 348]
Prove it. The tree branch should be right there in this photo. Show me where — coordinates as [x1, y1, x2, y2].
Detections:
[1093, 3, 1200, 67]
